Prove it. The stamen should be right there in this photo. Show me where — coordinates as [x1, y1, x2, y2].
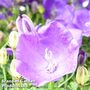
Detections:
[45, 48, 52, 61]
[46, 62, 57, 73]
[44, 48, 57, 73]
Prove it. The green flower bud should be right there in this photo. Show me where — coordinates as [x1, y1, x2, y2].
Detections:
[10, 59, 21, 78]
[76, 66, 89, 85]
[9, 31, 18, 49]
[0, 48, 7, 65]
[38, 5, 45, 14]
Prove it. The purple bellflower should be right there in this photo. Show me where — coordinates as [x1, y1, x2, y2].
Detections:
[56, 5, 75, 24]
[0, 0, 13, 20]
[73, 9, 90, 37]
[0, 0, 14, 8]
[0, 11, 13, 20]
[43, 0, 68, 19]
[15, 14, 82, 86]
[0, 13, 6, 20]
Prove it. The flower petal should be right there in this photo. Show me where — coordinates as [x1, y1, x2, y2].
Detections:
[16, 20, 80, 86]
[73, 9, 90, 37]
[16, 14, 35, 34]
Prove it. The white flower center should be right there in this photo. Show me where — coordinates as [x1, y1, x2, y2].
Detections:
[45, 48, 57, 73]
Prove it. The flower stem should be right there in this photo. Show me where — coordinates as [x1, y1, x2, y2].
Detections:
[2, 41, 8, 48]
[1, 65, 7, 90]
[26, 5, 30, 16]
[48, 82, 54, 90]
[79, 85, 83, 90]
[80, 87, 83, 90]
[64, 75, 68, 89]
[35, 13, 39, 25]
[58, 73, 74, 88]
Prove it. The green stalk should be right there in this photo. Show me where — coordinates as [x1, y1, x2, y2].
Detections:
[80, 87, 83, 90]
[64, 75, 68, 89]
[26, 5, 30, 16]
[56, 87, 60, 90]
[48, 82, 54, 90]
[1, 65, 7, 90]
[58, 73, 74, 88]
[2, 41, 8, 48]
[35, 13, 39, 25]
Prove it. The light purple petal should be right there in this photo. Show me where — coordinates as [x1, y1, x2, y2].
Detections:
[43, 0, 68, 19]
[73, 9, 90, 37]
[68, 28, 82, 46]
[16, 14, 35, 34]
[0, 0, 13, 8]
[56, 5, 75, 24]
[16, 19, 80, 86]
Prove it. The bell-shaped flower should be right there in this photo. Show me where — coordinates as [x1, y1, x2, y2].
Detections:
[15, 14, 82, 86]
[0, 0, 14, 8]
[43, 0, 68, 19]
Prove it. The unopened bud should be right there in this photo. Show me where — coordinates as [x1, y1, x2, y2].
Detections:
[76, 66, 89, 85]
[38, 5, 44, 14]
[9, 31, 18, 49]
[10, 59, 21, 78]
[78, 50, 87, 65]
[31, 1, 38, 14]
[0, 48, 7, 65]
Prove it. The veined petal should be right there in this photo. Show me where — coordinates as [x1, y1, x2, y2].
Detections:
[43, 0, 68, 19]
[73, 9, 90, 37]
[16, 20, 80, 86]
[0, 0, 13, 8]
[16, 14, 35, 34]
